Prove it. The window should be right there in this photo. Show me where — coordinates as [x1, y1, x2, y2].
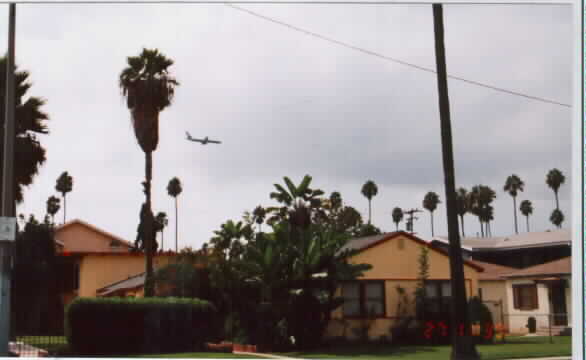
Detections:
[342, 281, 385, 318]
[424, 280, 452, 315]
[513, 284, 538, 310]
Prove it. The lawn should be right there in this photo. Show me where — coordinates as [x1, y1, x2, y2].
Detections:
[277, 336, 572, 360]
[137, 353, 260, 358]
[16, 335, 68, 354]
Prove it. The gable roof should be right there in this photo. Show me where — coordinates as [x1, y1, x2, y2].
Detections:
[433, 229, 571, 252]
[55, 219, 134, 249]
[501, 257, 571, 279]
[469, 260, 516, 281]
[97, 272, 146, 296]
[343, 231, 484, 272]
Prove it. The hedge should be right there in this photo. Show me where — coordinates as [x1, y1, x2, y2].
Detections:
[65, 297, 217, 355]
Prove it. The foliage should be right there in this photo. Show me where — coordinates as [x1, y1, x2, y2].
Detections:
[519, 200, 533, 232]
[12, 219, 61, 335]
[46, 195, 60, 224]
[361, 180, 378, 224]
[167, 177, 183, 198]
[414, 246, 429, 321]
[65, 297, 216, 355]
[469, 185, 497, 237]
[422, 192, 441, 237]
[455, 188, 470, 237]
[0, 56, 50, 205]
[391, 207, 403, 231]
[550, 208, 564, 229]
[468, 297, 495, 344]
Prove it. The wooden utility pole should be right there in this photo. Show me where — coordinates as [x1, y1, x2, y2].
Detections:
[432, 4, 479, 359]
[0, 3, 16, 356]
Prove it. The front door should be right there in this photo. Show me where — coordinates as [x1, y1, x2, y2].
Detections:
[550, 281, 568, 326]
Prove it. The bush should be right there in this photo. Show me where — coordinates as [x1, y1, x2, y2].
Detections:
[65, 297, 216, 355]
[468, 297, 495, 344]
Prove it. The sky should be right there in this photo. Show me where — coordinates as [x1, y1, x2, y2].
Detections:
[0, 3, 574, 251]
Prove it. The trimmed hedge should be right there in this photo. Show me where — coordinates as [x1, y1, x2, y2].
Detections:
[65, 297, 216, 355]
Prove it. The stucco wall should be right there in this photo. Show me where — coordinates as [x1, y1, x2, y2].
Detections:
[78, 254, 175, 297]
[478, 280, 508, 329]
[326, 233, 480, 340]
[505, 279, 550, 334]
[564, 276, 572, 325]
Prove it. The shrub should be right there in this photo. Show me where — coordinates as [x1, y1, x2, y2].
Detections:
[65, 297, 216, 355]
[468, 296, 495, 344]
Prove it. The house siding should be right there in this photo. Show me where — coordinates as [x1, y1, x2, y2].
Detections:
[505, 279, 550, 334]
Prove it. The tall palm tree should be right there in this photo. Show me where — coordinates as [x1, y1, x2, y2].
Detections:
[422, 192, 441, 237]
[252, 205, 266, 232]
[1, 56, 50, 210]
[391, 207, 403, 231]
[546, 168, 565, 211]
[167, 177, 183, 252]
[433, 6, 480, 357]
[504, 174, 524, 235]
[519, 200, 533, 232]
[361, 180, 378, 224]
[120, 48, 179, 297]
[469, 185, 496, 237]
[55, 171, 73, 224]
[155, 211, 168, 251]
[455, 187, 469, 238]
[550, 209, 564, 229]
[46, 195, 60, 225]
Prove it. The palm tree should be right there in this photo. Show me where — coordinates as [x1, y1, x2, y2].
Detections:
[155, 211, 168, 251]
[361, 180, 378, 224]
[550, 209, 564, 229]
[455, 188, 469, 238]
[252, 205, 266, 232]
[120, 48, 179, 297]
[55, 172, 73, 224]
[432, 5, 479, 357]
[46, 195, 60, 225]
[167, 177, 183, 252]
[422, 192, 441, 237]
[391, 207, 403, 231]
[504, 174, 524, 234]
[469, 185, 496, 237]
[546, 169, 565, 211]
[519, 200, 533, 232]
[0, 56, 50, 210]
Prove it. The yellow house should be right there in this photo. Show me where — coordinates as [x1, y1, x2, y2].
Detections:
[326, 231, 483, 340]
[54, 219, 176, 304]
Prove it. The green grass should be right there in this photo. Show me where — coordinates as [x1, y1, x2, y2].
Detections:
[137, 352, 260, 358]
[16, 335, 68, 354]
[276, 336, 571, 360]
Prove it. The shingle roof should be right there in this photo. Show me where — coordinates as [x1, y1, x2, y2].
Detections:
[342, 231, 484, 272]
[469, 260, 516, 281]
[97, 272, 146, 296]
[501, 257, 571, 279]
[433, 229, 570, 251]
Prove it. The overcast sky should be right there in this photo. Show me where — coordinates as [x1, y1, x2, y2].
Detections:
[0, 3, 573, 250]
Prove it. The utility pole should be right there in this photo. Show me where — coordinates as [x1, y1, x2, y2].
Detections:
[403, 208, 422, 235]
[0, 3, 16, 356]
[432, 4, 479, 359]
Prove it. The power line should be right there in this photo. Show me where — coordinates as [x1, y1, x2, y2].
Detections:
[226, 4, 571, 108]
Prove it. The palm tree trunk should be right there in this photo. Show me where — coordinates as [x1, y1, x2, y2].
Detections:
[395, 222, 399, 231]
[144, 151, 154, 297]
[368, 200, 372, 225]
[175, 197, 178, 252]
[479, 219, 484, 238]
[555, 191, 559, 211]
[431, 212, 434, 237]
[526, 215, 530, 232]
[513, 196, 518, 234]
[161, 229, 164, 251]
[63, 194, 66, 224]
[459, 215, 465, 238]
[432, 4, 479, 359]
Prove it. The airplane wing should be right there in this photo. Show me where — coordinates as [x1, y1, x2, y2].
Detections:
[185, 131, 192, 140]
[208, 140, 222, 144]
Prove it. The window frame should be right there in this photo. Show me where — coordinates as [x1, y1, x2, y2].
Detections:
[341, 280, 386, 319]
[512, 283, 538, 310]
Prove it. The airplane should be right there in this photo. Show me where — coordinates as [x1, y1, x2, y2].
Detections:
[186, 132, 221, 145]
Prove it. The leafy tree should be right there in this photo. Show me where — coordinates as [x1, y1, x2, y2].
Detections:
[361, 180, 378, 224]
[546, 168, 565, 211]
[120, 48, 179, 296]
[504, 174, 524, 234]
[167, 177, 183, 252]
[55, 171, 73, 224]
[519, 200, 533, 232]
[46, 195, 60, 226]
[414, 246, 429, 321]
[455, 188, 469, 238]
[252, 205, 266, 232]
[550, 208, 564, 229]
[423, 192, 441, 237]
[0, 56, 50, 209]
[392, 207, 404, 231]
[154, 211, 168, 251]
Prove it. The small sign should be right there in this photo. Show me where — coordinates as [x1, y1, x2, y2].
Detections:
[0, 217, 16, 242]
